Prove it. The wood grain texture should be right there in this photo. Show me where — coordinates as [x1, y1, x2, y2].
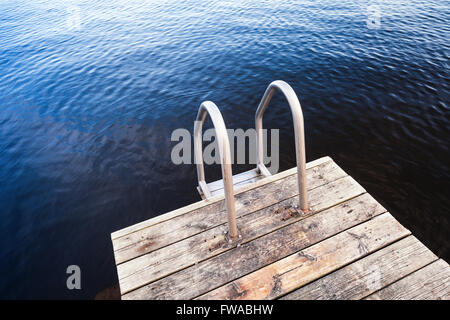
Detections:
[111, 156, 332, 240]
[205, 168, 265, 198]
[113, 159, 348, 265]
[117, 174, 364, 294]
[281, 235, 437, 300]
[112, 156, 446, 300]
[197, 213, 410, 300]
[122, 193, 385, 299]
[365, 259, 450, 300]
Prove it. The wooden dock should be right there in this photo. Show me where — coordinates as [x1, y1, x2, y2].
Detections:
[111, 156, 450, 300]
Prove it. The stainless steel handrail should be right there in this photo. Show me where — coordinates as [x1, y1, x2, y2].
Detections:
[194, 101, 239, 239]
[255, 80, 310, 212]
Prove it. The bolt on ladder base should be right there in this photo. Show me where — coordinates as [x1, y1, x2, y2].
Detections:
[224, 229, 243, 247]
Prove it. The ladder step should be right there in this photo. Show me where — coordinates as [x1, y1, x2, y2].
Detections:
[197, 168, 266, 199]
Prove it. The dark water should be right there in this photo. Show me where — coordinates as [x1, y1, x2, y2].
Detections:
[0, 0, 449, 299]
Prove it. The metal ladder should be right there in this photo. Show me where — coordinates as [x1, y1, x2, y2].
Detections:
[194, 80, 310, 242]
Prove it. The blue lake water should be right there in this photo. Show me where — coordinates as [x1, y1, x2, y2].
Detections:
[0, 0, 449, 298]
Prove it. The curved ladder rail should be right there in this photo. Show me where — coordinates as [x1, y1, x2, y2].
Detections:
[194, 101, 239, 240]
[255, 80, 310, 212]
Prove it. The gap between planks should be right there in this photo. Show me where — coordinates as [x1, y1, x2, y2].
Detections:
[280, 235, 438, 300]
[364, 259, 450, 300]
[196, 213, 410, 300]
[122, 192, 386, 299]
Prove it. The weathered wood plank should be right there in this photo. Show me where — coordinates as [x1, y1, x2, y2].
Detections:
[111, 156, 332, 240]
[365, 259, 450, 300]
[117, 175, 365, 294]
[281, 235, 438, 300]
[197, 213, 410, 300]
[113, 158, 347, 265]
[122, 193, 385, 299]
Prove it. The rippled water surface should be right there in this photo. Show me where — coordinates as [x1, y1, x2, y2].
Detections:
[0, 0, 449, 298]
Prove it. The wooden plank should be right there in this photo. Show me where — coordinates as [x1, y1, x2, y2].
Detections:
[281, 236, 438, 300]
[111, 156, 332, 240]
[117, 175, 365, 294]
[113, 159, 348, 264]
[365, 259, 450, 300]
[197, 213, 410, 300]
[123, 193, 386, 300]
